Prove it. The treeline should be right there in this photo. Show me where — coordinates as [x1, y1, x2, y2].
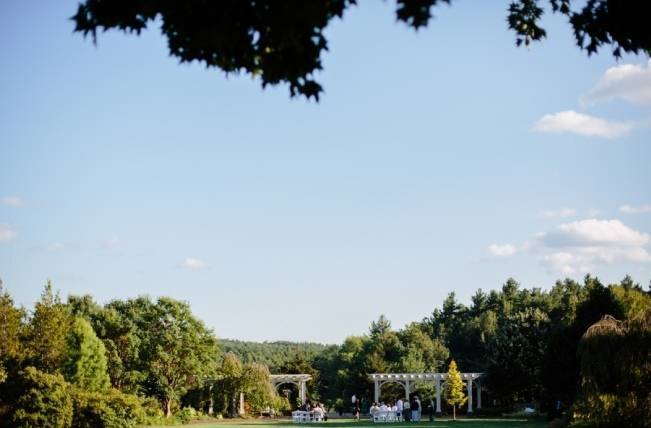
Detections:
[219, 275, 650, 426]
[220, 340, 328, 372]
[0, 282, 280, 427]
[0, 275, 649, 427]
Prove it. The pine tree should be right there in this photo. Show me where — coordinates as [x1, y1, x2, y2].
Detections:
[445, 359, 467, 420]
[23, 281, 71, 373]
[0, 283, 25, 383]
[62, 317, 110, 391]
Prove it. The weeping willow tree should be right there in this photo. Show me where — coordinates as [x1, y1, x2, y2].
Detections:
[573, 311, 650, 427]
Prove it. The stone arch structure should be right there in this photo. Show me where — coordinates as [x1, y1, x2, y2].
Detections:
[369, 372, 483, 414]
[270, 374, 312, 404]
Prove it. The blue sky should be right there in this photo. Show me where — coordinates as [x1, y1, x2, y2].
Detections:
[1, 1, 650, 343]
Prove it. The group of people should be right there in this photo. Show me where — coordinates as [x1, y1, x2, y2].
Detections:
[351, 394, 429, 422]
[300, 400, 328, 421]
[368, 396, 422, 422]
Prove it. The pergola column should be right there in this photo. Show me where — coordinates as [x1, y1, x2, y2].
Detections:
[477, 382, 482, 409]
[404, 380, 411, 400]
[239, 392, 245, 415]
[435, 377, 442, 414]
[466, 379, 473, 414]
[374, 379, 379, 403]
[208, 384, 214, 415]
[300, 380, 306, 404]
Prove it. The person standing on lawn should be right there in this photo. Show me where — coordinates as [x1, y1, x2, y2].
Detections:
[403, 399, 411, 422]
[411, 396, 420, 421]
[396, 397, 403, 421]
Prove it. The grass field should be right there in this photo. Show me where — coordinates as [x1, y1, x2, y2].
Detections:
[148, 418, 547, 428]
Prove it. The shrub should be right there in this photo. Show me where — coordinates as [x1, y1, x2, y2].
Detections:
[12, 366, 73, 428]
[71, 387, 144, 428]
[273, 395, 291, 415]
[175, 406, 197, 424]
[140, 396, 165, 420]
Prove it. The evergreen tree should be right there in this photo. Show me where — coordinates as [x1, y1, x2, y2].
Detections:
[444, 360, 467, 420]
[62, 317, 110, 391]
[0, 283, 24, 383]
[23, 281, 71, 373]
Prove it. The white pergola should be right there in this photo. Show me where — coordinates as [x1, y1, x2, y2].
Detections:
[369, 372, 483, 414]
[270, 374, 312, 404]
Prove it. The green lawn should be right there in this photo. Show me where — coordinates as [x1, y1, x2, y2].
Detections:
[147, 418, 546, 428]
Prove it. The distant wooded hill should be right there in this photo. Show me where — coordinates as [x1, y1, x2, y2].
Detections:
[219, 339, 330, 372]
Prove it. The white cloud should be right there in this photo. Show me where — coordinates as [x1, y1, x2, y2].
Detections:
[620, 204, 651, 214]
[1, 196, 24, 207]
[532, 110, 635, 139]
[487, 243, 516, 258]
[537, 219, 651, 273]
[180, 257, 209, 269]
[539, 208, 577, 218]
[0, 225, 17, 242]
[581, 60, 651, 106]
[542, 252, 591, 275]
[540, 219, 649, 248]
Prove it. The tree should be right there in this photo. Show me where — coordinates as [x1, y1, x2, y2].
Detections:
[93, 299, 150, 393]
[444, 359, 466, 420]
[240, 362, 276, 414]
[72, 1, 651, 100]
[279, 350, 319, 403]
[398, 323, 448, 372]
[486, 308, 550, 403]
[140, 297, 219, 417]
[23, 281, 71, 374]
[573, 312, 651, 427]
[62, 317, 111, 391]
[217, 353, 244, 417]
[369, 315, 392, 337]
[0, 284, 24, 383]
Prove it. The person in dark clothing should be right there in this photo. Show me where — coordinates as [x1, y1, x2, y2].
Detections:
[428, 398, 435, 422]
[411, 396, 420, 421]
[352, 397, 360, 421]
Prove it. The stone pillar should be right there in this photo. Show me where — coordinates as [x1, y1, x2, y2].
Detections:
[477, 382, 482, 409]
[239, 392, 245, 415]
[435, 377, 442, 414]
[208, 384, 214, 415]
[374, 380, 379, 403]
[466, 379, 473, 414]
[404, 380, 410, 400]
[300, 381, 306, 404]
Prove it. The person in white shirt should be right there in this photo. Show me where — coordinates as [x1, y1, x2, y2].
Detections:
[369, 403, 380, 419]
[379, 403, 388, 411]
[396, 398, 403, 421]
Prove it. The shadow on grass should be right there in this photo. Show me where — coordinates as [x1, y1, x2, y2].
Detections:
[155, 418, 546, 428]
